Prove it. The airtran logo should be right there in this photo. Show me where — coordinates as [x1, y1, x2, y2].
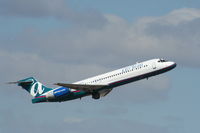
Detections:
[30, 82, 45, 97]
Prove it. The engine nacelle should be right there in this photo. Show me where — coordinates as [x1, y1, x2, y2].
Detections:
[46, 87, 70, 100]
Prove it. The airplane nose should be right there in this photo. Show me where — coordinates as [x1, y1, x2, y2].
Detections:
[173, 62, 177, 67]
[170, 61, 176, 69]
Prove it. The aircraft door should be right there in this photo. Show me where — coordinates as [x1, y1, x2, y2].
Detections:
[152, 62, 156, 69]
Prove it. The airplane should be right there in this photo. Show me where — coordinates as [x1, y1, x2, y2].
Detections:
[9, 58, 176, 104]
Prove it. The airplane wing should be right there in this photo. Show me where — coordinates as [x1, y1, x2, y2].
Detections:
[54, 83, 109, 92]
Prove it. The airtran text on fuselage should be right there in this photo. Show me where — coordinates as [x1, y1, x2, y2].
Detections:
[121, 63, 144, 73]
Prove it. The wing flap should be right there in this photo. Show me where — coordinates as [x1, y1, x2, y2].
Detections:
[54, 83, 109, 92]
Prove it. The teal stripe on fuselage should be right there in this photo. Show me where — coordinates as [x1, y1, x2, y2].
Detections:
[48, 91, 89, 102]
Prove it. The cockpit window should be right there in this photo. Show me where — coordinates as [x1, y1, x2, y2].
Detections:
[158, 59, 167, 62]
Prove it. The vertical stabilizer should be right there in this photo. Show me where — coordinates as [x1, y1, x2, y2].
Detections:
[17, 77, 52, 97]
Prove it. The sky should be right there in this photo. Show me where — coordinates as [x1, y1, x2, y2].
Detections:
[0, 0, 200, 133]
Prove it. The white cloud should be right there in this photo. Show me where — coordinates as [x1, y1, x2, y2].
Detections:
[3, 8, 199, 68]
[137, 8, 200, 26]
[3, 8, 199, 103]
[2, 7, 197, 133]
[163, 8, 200, 25]
[0, 49, 109, 84]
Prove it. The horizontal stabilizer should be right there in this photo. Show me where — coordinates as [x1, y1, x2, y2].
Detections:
[7, 81, 33, 85]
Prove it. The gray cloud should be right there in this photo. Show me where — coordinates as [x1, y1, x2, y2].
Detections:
[1, 7, 196, 133]
[2, 8, 200, 68]
[2, 8, 195, 104]
[0, 0, 107, 28]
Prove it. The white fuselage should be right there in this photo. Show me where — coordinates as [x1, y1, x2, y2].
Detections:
[75, 59, 176, 87]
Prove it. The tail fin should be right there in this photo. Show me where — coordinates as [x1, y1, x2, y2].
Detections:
[16, 77, 52, 97]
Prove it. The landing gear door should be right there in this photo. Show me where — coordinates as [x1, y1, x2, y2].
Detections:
[152, 62, 156, 69]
